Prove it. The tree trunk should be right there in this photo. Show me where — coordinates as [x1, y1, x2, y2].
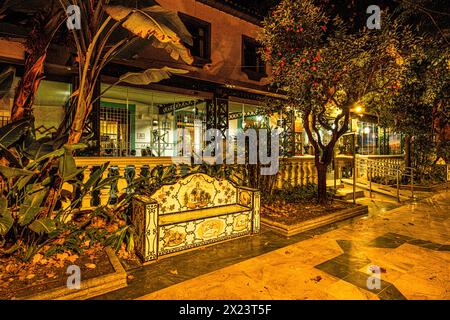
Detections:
[67, 81, 93, 145]
[316, 162, 328, 204]
[10, 11, 64, 121]
[404, 134, 412, 168]
[10, 53, 46, 121]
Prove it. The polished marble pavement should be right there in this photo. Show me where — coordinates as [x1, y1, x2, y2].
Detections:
[94, 191, 449, 300]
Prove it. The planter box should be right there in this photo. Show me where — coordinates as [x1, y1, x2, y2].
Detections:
[15, 248, 127, 300]
[262, 202, 368, 237]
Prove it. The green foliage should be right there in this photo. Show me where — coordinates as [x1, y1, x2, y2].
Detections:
[371, 43, 449, 183]
[259, 0, 417, 202]
[0, 118, 121, 261]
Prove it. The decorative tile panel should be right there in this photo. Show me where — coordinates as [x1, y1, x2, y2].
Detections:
[158, 211, 252, 256]
[132, 173, 261, 262]
[151, 173, 237, 214]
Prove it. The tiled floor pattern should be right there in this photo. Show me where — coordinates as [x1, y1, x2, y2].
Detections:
[95, 191, 449, 300]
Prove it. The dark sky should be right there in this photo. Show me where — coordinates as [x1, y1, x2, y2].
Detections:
[229, 0, 449, 35]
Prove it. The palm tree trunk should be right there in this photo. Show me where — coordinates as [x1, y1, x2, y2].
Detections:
[10, 10, 64, 121]
[11, 53, 46, 121]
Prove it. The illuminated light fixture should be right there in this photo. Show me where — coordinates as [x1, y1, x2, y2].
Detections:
[355, 105, 362, 113]
[331, 123, 336, 129]
[364, 127, 371, 134]
[256, 115, 263, 122]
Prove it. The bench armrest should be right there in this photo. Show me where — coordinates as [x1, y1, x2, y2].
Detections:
[237, 186, 259, 193]
[134, 194, 158, 205]
[236, 187, 261, 234]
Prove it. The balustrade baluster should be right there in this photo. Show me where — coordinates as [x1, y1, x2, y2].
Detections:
[82, 166, 93, 209]
[99, 167, 112, 206]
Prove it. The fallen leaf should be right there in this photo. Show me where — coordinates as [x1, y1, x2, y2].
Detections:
[26, 274, 35, 280]
[168, 269, 178, 275]
[5, 264, 15, 273]
[54, 238, 65, 245]
[67, 255, 78, 263]
[56, 252, 69, 261]
[85, 263, 96, 269]
[32, 254, 43, 265]
[46, 272, 56, 278]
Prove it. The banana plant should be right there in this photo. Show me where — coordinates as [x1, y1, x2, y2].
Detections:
[0, 0, 66, 121]
[0, 135, 120, 260]
[58, 0, 194, 144]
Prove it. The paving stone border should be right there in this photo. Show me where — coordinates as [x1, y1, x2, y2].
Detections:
[261, 201, 369, 237]
[17, 248, 127, 300]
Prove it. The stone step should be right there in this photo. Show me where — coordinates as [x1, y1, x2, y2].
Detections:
[334, 189, 365, 200]
[341, 178, 409, 201]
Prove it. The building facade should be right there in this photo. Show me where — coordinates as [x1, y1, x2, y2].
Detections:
[0, 0, 403, 158]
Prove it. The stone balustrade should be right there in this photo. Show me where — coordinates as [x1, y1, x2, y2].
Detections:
[276, 156, 318, 189]
[72, 154, 404, 210]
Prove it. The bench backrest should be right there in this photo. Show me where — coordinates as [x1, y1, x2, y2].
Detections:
[151, 173, 238, 214]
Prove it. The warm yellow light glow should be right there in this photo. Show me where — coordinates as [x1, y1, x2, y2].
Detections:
[351, 102, 365, 114]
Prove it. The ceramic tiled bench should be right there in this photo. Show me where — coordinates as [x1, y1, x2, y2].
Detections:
[132, 173, 261, 262]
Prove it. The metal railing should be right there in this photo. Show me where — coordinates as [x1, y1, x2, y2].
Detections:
[365, 159, 415, 202]
[366, 159, 403, 202]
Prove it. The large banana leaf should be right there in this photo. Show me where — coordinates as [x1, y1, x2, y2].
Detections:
[0, 118, 32, 148]
[31, 142, 86, 164]
[23, 138, 56, 161]
[0, 165, 34, 178]
[147, 36, 194, 64]
[29, 217, 56, 235]
[119, 66, 189, 85]
[0, 143, 21, 167]
[0, 196, 13, 236]
[105, 4, 194, 64]
[18, 188, 47, 226]
[81, 162, 110, 194]
[59, 145, 84, 181]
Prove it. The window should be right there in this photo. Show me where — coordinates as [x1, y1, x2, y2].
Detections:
[179, 13, 211, 65]
[242, 35, 266, 81]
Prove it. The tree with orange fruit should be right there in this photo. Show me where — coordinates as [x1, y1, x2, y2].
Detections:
[259, 0, 417, 203]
